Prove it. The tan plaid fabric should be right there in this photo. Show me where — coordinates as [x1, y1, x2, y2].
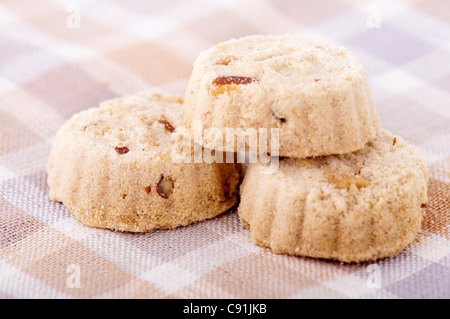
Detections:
[1, 0, 449, 299]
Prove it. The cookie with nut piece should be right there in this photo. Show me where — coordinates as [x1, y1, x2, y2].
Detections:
[238, 129, 428, 262]
[46, 93, 242, 232]
[182, 34, 380, 158]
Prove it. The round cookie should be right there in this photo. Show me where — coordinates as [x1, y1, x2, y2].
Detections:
[46, 93, 242, 232]
[182, 35, 380, 158]
[238, 129, 428, 263]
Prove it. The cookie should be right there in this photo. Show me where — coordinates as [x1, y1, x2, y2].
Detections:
[46, 93, 242, 232]
[238, 129, 428, 262]
[182, 35, 380, 158]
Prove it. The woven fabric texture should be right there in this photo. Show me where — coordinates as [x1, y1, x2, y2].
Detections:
[0, 0, 449, 299]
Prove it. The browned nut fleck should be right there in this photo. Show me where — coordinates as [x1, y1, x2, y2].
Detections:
[421, 203, 427, 209]
[211, 76, 258, 96]
[272, 110, 286, 124]
[213, 76, 257, 86]
[157, 176, 174, 199]
[158, 119, 175, 133]
[215, 55, 238, 66]
[393, 137, 397, 146]
[115, 146, 130, 155]
[325, 171, 371, 189]
[144, 186, 151, 194]
[211, 84, 239, 96]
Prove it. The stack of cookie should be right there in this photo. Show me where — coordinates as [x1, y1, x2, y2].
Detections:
[47, 35, 428, 262]
[182, 35, 428, 262]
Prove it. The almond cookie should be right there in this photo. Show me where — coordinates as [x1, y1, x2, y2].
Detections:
[238, 129, 428, 263]
[46, 93, 242, 232]
[182, 35, 380, 158]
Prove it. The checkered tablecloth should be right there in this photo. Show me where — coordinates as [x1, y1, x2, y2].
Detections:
[0, 0, 449, 299]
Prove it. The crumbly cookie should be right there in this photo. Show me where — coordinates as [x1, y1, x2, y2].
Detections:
[46, 93, 242, 232]
[238, 129, 428, 262]
[182, 35, 380, 158]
